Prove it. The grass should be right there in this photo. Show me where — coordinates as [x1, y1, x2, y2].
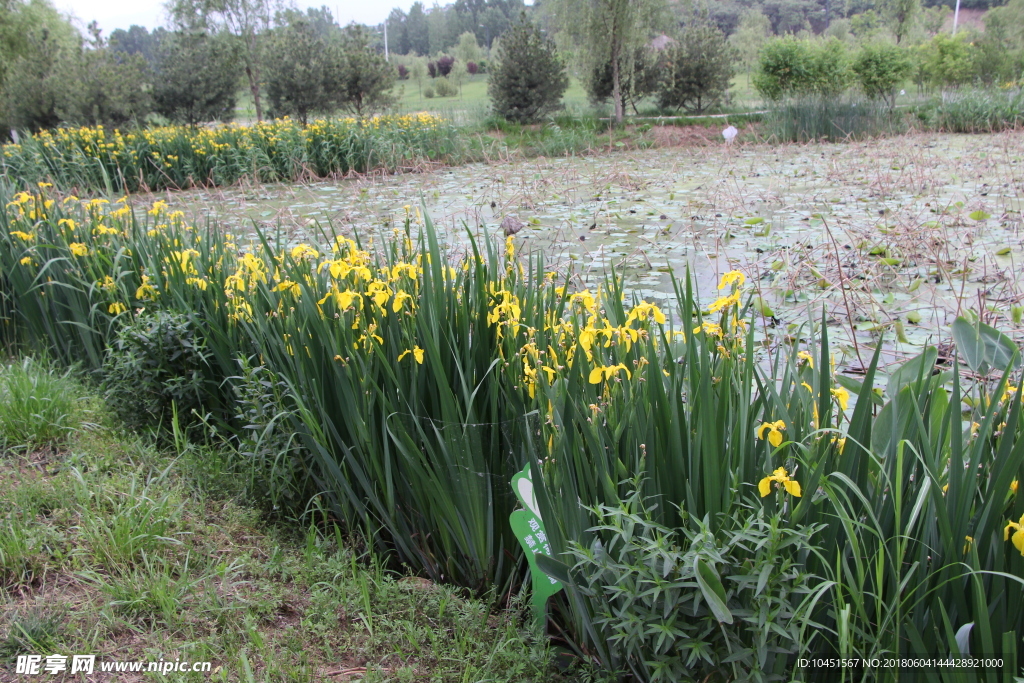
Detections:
[0, 361, 563, 681]
[0, 357, 87, 452]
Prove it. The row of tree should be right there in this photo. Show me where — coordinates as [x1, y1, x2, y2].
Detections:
[0, 1, 395, 134]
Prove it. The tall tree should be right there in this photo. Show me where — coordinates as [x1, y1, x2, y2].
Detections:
[488, 13, 568, 122]
[552, 0, 667, 124]
[264, 12, 342, 123]
[152, 30, 240, 126]
[168, 0, 278, 122]
[336, 24, 397, 116]
[405, 1, 429, 55]
[878, 0, 920, 43]
[386, 7, 410, 55]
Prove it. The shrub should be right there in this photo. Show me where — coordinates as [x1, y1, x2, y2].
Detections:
[397, 63, 409, 80]
[918, 32, 976, 89]
[435, 55, 454, 77]
[466, 61, 478, 75]
[427, 60, 437, 78]
[488, 15, 569, 123]
[0, 358, 82, 452]
[852, 42, 913, 108]
[557, 486, 822, 682]
[754, 36, 852, 101]
[423, 85, 435, 98]
[658, 23, 736, 114]
[102, 310, 213, 434]
[232, 358, 314, 512]
[433, 76, 458, 97]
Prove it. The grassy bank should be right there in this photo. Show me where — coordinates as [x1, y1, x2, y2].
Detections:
[0, 358, 559, 682]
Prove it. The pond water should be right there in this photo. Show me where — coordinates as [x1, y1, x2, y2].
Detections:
[156, 130, 1024, 368]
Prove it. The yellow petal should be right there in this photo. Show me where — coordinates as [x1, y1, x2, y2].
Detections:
[783, 480, 802, 497]
[1014, 529, 1024, 556]
[588, 367, 604, 384]
[757, 423, 770, 439]
[758, 477, 772, 497]
[768, 429, 782, 447]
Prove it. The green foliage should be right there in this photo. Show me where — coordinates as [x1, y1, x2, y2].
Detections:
[852, 42, 913, 108]
[657, 23, 736, 114]
[554, 0, 668, 123]
[152, 30, 240, 126]
[922, 86, 1024, 132]
[60, 33, 153, 128]
[0, 1, 79, 133]
[765, 97, 904, 142]
[753, 37, 853, 102]
[433, 76, 459, 97]
[335, 24, 397, 117]
[0, 357, 82, 452]
[102, 310, 213, 434]
[558, 487, 823, 682]
[877, 0, 921, 44]
[488, 16, 568, 123]
[586, 47, 661, 114]
[917, 32, 976, 89]
[264, 14, 344, 124]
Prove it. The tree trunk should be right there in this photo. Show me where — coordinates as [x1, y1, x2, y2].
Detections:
[245, 64, 263, 122]
[610, 30, 623, 125]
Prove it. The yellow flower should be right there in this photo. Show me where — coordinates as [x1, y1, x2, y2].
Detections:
[273, 280, 301, 297]
[758, 467, 802, 497]
[831, 387, 850, 411]
[757, 420, 786, 447]
[707, 291, 740, 313]
[19, 256, 33, 266]
[398, 346, 425, 364]
[9, 230, 35, 242]
[963, 536, 974, 554]
[1001, 386, 1018, 403]
[1012, 480, 1018, 495]
[588, 363, 631, 384]
[1004, 514, 1024, 556]
[108, 302, 127, 315]
[392, 290, 414, 312]
[69, 242, 89, 257]
[136, 275, 158, 300]
[290, 243, 319, 261]
[625, 302, 666, 325]
[693, 321, 724, 337]
[797, 350, 814, 367]
[718, 270, 746, 289]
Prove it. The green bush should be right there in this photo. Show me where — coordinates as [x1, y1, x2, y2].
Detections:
[657, 23, 736, 114]
[0, 357, 82, 452]
[433, 76, 459, 98]
[231, 358, 314, 512]
[488, 15, 568, 123]
[918, 32, 976, 89]
[753, 36, 852, 101]
[102, 310, 213, 434]
[559, 485, 822, 682]
[852, 42, 913, 108]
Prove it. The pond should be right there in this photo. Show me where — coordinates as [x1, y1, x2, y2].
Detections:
[156, 130, 1024, 369]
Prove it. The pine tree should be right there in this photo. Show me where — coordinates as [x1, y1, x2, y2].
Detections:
[487, 15, 568, 123]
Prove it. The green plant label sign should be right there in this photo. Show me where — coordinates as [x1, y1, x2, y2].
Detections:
[509, 463, 562, 624]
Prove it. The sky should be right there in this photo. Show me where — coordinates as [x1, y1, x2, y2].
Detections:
[55, 0, 419, 35]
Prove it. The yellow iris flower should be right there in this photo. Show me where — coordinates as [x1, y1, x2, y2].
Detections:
[588, 363, 631, 384]
[757, 420, 786, 447]
[398, 347, 425, 364]
[758, 467, 802, 497]
[718, 270, 746, 289]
